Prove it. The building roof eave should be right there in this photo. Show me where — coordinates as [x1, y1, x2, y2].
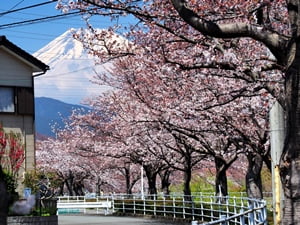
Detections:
[0, 36, 49, 73]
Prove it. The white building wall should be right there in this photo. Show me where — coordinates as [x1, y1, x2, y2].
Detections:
[0, 48, 33, 87]
[0, 47, 36, 193]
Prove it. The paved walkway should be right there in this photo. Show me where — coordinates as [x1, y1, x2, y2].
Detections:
[58, 215, 190, 225]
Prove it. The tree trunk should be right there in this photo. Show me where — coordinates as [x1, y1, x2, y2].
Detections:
[96, 178, 101, 196]
[215, 156, 228, 198]
[147, 176, 157, 196]
[246, 152, 263, 199]
[124, 165, 132, 195]
[56, 173, 65, 195]
[183, 165, 192, 201]
[0, 167, 8, 225]
[279, 39, 300, 225]
[65, 171, 74, 196]
[73, 180, 84, 196]
[262, 153, 272, 172]
[143, 165, 157, 196]
[58, 183, 64, 196]
[159, 169, 171, 197]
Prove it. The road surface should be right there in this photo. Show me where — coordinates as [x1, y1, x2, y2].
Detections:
[59, 215, 190, 225]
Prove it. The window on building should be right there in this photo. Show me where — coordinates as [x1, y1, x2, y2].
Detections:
[0, 87, 15, 112]
[17, 87, 34, 115]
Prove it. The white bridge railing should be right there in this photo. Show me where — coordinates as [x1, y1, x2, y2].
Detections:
[57, 193, 268, 225]
[57, 196, 112, 215]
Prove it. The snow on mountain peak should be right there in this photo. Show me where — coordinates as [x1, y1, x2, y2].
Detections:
[33, 28, 91, 66]
[33, 28, 112, 105]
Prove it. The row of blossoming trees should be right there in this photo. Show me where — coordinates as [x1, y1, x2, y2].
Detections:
[40, 0, 300, 222]
[37, 0, 288, 206]
[36, 27, 276, 202]
[50, 0, 300, 224]
[36, 0, 284, 201]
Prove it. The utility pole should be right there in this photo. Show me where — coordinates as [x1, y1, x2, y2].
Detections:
[270, 101, 285, 225]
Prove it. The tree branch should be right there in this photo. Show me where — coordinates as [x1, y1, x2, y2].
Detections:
[170, 0, 288, 64]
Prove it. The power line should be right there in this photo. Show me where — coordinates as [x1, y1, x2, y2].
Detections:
[2, 8, 87, 25]
[1, 0, 25, 16]
[0, 1, 106, 30]
[0, 11, 82, 29]
[0, 1, 57, 17]
[37, 66, 100, 78]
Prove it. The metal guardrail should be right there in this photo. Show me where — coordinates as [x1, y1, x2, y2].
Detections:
[57, 194, 268, 225]
[57, 196, 112, 215]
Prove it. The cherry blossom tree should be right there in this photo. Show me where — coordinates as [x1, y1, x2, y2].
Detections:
[69, 26, 272, 200]
[159, 99, 267, 200]
[96, 93, 184, 194]
[165, 1, 299, 223]
[99, 42, 273, 199]
[150, 126, 207, 198]
[159, 167, 174, 196]
[55, 2, 300, 222]
[98, 91, 206, 198]
[58, 103, 162, 195]
[36, 138, 92, 195]
[223, 99, 270, 200]
[0, 126, 25, 225]
[117, 160, 141, 195]
[196, 136, 239, 198]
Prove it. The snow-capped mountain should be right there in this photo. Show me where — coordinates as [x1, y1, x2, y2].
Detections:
[33, 29, 110, 105]
[34, 29, 93, 66]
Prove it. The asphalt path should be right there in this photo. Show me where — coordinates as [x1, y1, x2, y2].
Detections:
[58, 215, 190, 225]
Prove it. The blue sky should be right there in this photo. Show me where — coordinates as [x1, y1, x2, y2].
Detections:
[1, 1, 133, 105]
[0, 1, 128, 54]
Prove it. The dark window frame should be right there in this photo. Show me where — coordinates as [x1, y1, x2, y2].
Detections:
[0, 86, 34, 115]
[17, 87, 34, 115]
